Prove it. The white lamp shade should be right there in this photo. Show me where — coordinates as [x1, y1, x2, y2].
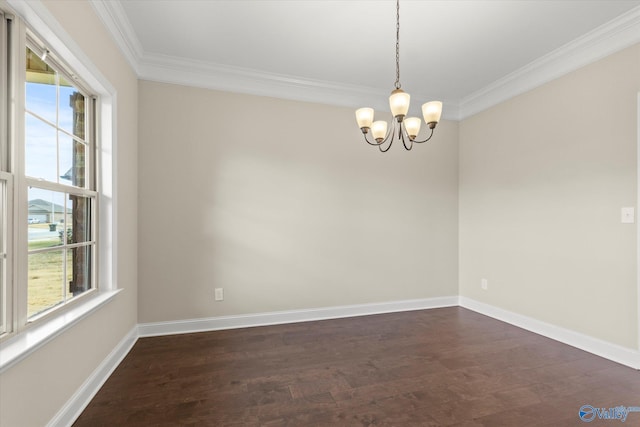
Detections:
[371, 121, 388, 140]
[422, 101, 443, 124]
[355, 108, 374, 129]
[389, 90, 410, 118]
[404, 117, 421, 138]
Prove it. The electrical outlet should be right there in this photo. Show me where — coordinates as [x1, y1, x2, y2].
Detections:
[214, 288, 224, 301]
[621, 207, 635, 224]
[481, 279, 488, 290]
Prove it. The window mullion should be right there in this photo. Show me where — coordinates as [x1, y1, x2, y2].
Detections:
[24, 109, 88, 145]
[62, 195, 67, 304]
[89, 96, 98, 192]
[24, 178, 97, 198]
[55, 71, 60, 185]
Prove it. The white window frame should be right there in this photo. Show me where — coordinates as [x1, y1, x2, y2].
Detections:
[0, 0, 119, 373]
[0, 173, 13, 337]
[22, 34, 99, 322]
[0, 0, 11, 322]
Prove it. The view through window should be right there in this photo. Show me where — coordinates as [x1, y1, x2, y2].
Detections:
[25, 44, 96, 319]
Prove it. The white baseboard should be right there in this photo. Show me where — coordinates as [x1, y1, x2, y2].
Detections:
[47, 326, 139, 427]
[48, 295, 639, 427]
[138, 296, 459, 337]
[459, 296, 640, 370]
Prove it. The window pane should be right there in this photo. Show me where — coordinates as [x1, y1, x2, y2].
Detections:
[68, 246, 92, 297]
[66, 194, 91, 243]
[26, 47, 57, 124]
[25, 47, 89, 187]
[28, 188, 65, 250]
[25, 114, 57, 181]
[59, 78, 85, 140]
[28, 250, 64, 318]
[25, 81, 56, 123]
[59, 132, 87, 188]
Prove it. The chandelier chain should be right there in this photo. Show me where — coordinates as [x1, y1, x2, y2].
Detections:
[395, 0, 401, 89]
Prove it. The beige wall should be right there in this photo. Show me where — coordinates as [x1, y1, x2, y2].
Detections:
[459, 44, 640, 349]
[1, 1, 638, 424]
[0, 1, 138, 426]
[138, 81, 459, 322]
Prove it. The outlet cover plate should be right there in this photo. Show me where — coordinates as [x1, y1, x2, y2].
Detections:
[621, 207, 635, 224]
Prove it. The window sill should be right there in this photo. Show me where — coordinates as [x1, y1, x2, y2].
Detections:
[0, 289, 121, 374]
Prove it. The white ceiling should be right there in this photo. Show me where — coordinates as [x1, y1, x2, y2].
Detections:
[92, 0, 640, 119]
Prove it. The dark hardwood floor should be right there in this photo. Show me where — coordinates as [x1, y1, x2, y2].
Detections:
[73, 307, 640, 426]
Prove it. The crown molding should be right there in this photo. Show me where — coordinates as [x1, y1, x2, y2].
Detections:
[459, 5, 640, 119]
[86, 0, 464, 119]
[137, 52, 461, 120]
[88, 0, 142, 75]
[90, 0, 639, 122]
[139, 52, 392, 112]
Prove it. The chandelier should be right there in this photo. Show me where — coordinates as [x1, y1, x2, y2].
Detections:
[355, 0, 443, 152]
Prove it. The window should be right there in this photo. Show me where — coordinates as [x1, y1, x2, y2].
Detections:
[24, 41, 97, 320]
[0, 5, 111, 346]
[1, 10, 10, 338]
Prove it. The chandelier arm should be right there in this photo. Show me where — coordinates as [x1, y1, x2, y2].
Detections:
[412, 127, 435, 144]
[399, 122, 413, 151]
[379, 138, 393, 152]
[362, 132, 384, 146]
[378, 120, 398, 152]
[381, 119, 397, 144]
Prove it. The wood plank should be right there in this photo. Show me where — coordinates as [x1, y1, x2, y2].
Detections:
[73, 307, 640, 426]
